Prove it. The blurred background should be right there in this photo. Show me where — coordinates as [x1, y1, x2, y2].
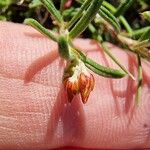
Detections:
[0, 0, 149, 30]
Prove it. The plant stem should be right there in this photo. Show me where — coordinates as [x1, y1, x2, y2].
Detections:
[135, 48, 150, 62]
[118, 35, 150, 62]
[132, 40, 150, 49]
[58, 35, 71, 59]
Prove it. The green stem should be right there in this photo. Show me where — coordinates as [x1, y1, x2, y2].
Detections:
[69, 0, 103, 39]
[40, 0, 63, 24]
[135, 48, 150, 62]
[24, 18, 58, 42]
[58, 35, 70, 59]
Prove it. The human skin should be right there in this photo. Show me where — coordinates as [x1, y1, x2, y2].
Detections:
[0, 21, 150, 150]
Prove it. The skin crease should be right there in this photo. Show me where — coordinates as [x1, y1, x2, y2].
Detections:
[0, 21, 150, 150]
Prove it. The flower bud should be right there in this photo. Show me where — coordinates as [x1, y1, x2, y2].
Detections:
[63, 61, 95, 103]
[79, 73, 95, 103]
[64, 80, 79, 102]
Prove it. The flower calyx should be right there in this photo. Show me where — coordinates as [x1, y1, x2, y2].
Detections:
[63, 60, 95, 103]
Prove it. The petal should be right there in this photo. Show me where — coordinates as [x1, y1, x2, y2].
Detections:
[64, 80, 79, 102]
[79, 73, 95, 103]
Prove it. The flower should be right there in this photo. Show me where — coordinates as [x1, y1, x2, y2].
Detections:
[63, 60, 95, 103]
[79, 72, 94, 103]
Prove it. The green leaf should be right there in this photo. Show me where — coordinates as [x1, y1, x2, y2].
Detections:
[115, 0, 135, 17]
[40, 0, 63, 24]
[69, 0, 104, 39]
[131, 26, 150, 39]
[99, 6, 120, 32]
[102, 1, 133, 34]
[66, 0, 91, 29]
[24, 18, 58, 42]
[85, 57, 126, 78]
[139, 27, 150, 41]
[102, 43, 135, 80]
[73, 46, 126, 78]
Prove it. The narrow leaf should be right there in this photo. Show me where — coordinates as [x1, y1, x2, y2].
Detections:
[131, 26, 150, 40]
[24, 18, 58, 42]
[139, 28, 150, 41]
[99, 6, 120, 32]
[85, 57, 126, 78]
[102, 1, 133, 34]
[40, 0, 63, 24]
[115, 0, 135, 17]
[73, 46, 126, 78]
[102, 43, 135, 80]
[66, 0, 91, 29]
[69, 0, 103, 39]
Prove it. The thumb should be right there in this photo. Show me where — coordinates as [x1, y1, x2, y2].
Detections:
[0, 21, 150, 150]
